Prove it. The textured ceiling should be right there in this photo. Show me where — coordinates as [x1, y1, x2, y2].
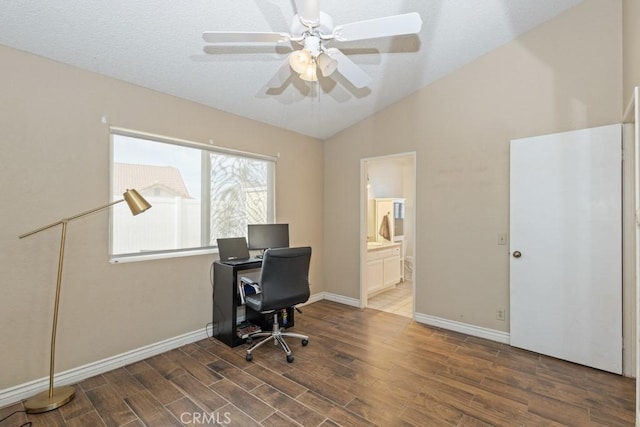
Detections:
[0, 0, 582, 139]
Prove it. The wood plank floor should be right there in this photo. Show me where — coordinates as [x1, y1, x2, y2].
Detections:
[1, 300, 635, 426]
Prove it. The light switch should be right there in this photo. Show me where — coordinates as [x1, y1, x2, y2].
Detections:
[498, 233, 507, 245]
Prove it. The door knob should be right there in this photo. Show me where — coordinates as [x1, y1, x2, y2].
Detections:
[513, 251, 522, 258]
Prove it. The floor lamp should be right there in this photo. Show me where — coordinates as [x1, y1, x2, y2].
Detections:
[19, 189, 151, 413]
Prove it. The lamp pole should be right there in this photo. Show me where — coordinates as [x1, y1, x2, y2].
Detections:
[19, 190, 150, 413]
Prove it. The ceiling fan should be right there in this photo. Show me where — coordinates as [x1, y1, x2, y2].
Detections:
[202, 0, 422, 89]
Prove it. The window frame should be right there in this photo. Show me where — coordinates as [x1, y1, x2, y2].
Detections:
[109, 127, 277, 264]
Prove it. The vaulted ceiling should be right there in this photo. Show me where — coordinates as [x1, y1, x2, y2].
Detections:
[0, 0, 583, 139]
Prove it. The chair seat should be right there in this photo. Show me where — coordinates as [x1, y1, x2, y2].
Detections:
[245, 292, 308, 313]
[244, 294, 263, 312]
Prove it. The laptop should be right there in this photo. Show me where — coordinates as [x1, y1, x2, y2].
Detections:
[217, 237, 259, 265]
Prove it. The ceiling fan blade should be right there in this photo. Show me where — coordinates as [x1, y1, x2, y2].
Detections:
[326, 48, 372, 89]
[332, 12, 422, 42]
[267, 58, 293, 88]
[202, 31, 291, 44]
[295, 0, 320, 26]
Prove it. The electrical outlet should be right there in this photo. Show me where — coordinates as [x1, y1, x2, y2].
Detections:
[496, 309, 505, 321]
[498, 233, 507, 245]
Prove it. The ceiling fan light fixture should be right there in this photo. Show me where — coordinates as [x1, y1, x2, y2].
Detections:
[289, 49, 312, 74]
[299, 62, 318, 82]
[317, 52, 338, 76]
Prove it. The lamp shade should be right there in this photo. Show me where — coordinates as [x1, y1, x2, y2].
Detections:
[317, 52, 338, 77]
[123, 189, 151, 215]
[289, 50, 312, 74]
[299, 62, 318, 82]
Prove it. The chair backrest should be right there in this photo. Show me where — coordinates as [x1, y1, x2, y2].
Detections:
[258, 246, 311, 311]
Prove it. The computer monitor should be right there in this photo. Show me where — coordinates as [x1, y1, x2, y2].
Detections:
[247, 223, 289, 251]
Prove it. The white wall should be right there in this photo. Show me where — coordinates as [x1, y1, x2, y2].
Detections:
[367, 158, 406, 199]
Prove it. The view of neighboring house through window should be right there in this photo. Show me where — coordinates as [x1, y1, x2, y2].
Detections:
[110, 131, 275, 259]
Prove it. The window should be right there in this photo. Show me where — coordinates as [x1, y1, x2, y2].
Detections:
[110, 129, 275, 261]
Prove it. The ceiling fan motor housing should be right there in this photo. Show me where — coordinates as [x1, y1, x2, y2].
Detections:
[290, 11, 334, 39]
[303, 36, 321, 57]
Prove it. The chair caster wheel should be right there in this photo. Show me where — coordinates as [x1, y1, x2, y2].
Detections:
[246, 337, 253, 345]
[246, 353, 253, 362]
[301, 339, 309, 346]
[286, 354, 294, 363]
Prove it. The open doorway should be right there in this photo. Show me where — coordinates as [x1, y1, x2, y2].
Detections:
[360, 153, 416, 318]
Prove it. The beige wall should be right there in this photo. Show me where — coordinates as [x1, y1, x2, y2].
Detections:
[622, 0, 640, 379]
[1, 0, 628, 395]
[624, 0, 640, 102]
[0, 45, 323, 389]
[324, 0, 622, 331]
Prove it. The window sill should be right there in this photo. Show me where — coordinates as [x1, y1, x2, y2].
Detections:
[110, 247, 218, 264]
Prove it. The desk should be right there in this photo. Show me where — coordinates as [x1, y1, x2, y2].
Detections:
[213, 260, 262, 347]
[213, 259, 296, 347]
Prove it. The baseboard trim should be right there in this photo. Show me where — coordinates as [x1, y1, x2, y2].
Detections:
[304, 292, 325, 305]
[0, 328, 208, 409]
[414, 313, 510, 344]
[322, 292, 361, 308]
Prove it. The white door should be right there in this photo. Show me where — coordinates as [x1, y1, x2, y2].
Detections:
[510, 124, 622, 374]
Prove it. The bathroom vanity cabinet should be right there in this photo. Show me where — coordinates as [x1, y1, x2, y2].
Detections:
[366, 242, 401, 296]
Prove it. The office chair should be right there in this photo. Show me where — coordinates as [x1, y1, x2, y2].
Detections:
[243, 246, 311, 363]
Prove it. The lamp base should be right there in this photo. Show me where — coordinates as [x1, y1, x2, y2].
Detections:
[24, 385, 76, 414]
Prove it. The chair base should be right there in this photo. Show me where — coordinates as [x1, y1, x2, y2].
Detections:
[245, 313, 308, 362]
